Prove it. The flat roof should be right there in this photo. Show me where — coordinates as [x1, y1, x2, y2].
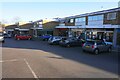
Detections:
[63, 7, 120, 19]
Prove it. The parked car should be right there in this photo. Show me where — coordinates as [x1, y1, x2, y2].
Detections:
[39, 34, 52, 41]
[0, 32, 5, 43]
[82, 39, 112, 54]
[59, 37, 83, 47]
[15, 34, 32, 40]
[4, 33, 12, 38]
[48, 36, 62, 45]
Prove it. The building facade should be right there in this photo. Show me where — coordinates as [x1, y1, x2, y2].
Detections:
[5, 24, 18, 36]
[31, 19, 59, 37]
[56, 8, 120, 47]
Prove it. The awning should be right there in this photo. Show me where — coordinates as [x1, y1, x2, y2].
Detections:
[6, 29, 14, 31]
[19, 29, 29, 31]
[56, 25, 120, 29]
[31, 27, 43, 29]
[56, 26, 78, 29]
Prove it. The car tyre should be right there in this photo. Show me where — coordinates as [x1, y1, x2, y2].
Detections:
[17, 38, 20, 40]
[108, 47, 112, 53]
[28, 38, 31, 40]
[67, 44, 70, 47]
[94, 49, 99, 55]
[82, 49, 86, 52]
[2, 40, 5, 43]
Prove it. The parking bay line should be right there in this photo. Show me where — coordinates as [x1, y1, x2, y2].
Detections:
[0, 59, 20, 63]
[1, 59, 40, 80]
[24, 59, 39, 80]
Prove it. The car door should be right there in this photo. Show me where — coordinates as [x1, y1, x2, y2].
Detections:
[101, 41, 107, 51]
[69, 38, 74, 46]
[97, 41, 106, 52]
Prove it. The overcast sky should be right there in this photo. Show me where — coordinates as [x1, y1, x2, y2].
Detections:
[0, 0, 120, 24]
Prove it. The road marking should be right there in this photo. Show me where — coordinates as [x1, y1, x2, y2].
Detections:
[1, 59, 40, 79]
[24, 59, 39, 80]
[0, 59, 20, 63]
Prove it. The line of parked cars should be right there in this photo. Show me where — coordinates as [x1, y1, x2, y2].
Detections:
[48, 36, 85, 47]
[5, 33, 112, 55]
[47, 35, 112, 55]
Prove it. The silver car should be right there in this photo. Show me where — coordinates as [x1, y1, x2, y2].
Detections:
[48, 36, 62, 45]
[82, 40, 112, 54]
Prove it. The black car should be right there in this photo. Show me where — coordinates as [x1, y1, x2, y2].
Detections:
[59, 37, 83, 47]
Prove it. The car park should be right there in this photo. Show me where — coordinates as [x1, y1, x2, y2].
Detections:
[59, 37, 83, 47]
[0, 32, 5, 43]
[39, 34, 52, 41]
[15, 34, 32, 40]
[82, 39, 112, 54]
[48, 36, 62, 45]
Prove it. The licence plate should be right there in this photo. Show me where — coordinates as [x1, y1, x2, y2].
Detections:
[86, 46, 90, 48]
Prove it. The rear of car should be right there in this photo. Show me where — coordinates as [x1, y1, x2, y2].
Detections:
[82, 40, 95, 53]
[82, 40, 112, 54]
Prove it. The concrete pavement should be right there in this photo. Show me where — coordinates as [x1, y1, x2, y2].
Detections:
[1, 38, 119, 78]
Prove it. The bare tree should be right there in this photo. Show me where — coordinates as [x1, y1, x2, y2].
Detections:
[12, 16, 21, 23]
[1, 19, 8, 24]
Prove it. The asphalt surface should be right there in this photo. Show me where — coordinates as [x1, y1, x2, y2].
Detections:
[1, 38, 119, 78]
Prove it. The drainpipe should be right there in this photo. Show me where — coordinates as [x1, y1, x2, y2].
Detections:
[35, 29, 37, 37]
[68, 28, 72, 37]
[113, 28, 117, 48]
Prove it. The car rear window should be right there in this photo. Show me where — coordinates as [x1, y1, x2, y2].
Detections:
[0, 33, 3, 36]
[86, 41, 95, 45]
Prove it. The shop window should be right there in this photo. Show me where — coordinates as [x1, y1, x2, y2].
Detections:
[88, 15, 103, 21]
[70, 19, 74, 23]
[75, 17, 86, 22]
[107, 12, 116, 20]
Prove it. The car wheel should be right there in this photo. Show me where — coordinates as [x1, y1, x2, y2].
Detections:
[2, 40, 5, 43]
[108, 47, 112, 53]
[82, 49, 86, 52]
[17, 38, 20, 40]
[94, 49, 99, 55]
[67, 44, 70, 47]
[28, 38, 31, 40]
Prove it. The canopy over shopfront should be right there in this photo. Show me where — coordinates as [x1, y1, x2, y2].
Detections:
[56, 25, 120, 29]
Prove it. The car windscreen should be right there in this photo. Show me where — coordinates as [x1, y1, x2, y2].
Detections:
[20, 34, 29, 36]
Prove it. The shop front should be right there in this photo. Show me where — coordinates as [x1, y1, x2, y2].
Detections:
[85, 28, 114, 42]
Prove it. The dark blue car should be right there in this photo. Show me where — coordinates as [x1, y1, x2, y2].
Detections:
[39, 34, 52, 41]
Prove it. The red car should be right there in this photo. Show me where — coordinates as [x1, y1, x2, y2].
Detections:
[15, 34, 32, 40]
